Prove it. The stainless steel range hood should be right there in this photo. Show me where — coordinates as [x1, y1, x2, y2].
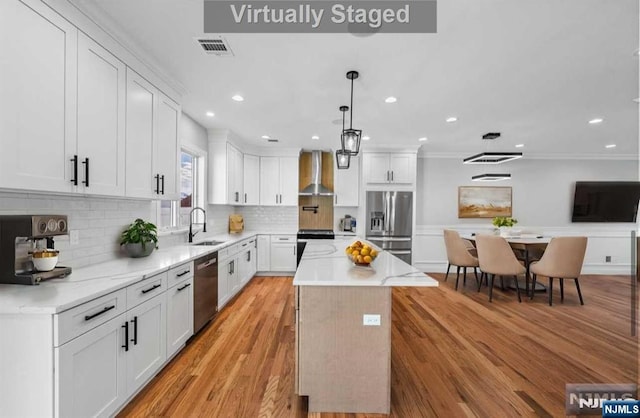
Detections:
[299, 150, 333, 196]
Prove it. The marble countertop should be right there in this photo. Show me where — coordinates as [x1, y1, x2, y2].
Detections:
[293, 238, 439, 287]
[0, 231, 262, 315]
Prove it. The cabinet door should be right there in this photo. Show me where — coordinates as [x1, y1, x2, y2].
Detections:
[249, 245, 257, 279]
[334, 155, 359, 207]
[279, 157, 299, 206]
[167, 277, 193, 358]
[226, 144, 242, 204]
[218, 261, 230, 309]
[257, 236, 271, 271]
[363, 154, 391, 184]
[125, 69, 157, 198]
[259, 157, 280, 206]
[56, 313, 127, 418]
[77, 33, 126, 197]
[389, 153, 414, 184]
[156, 94, 180, 200]
[0, 0, 77, 193]
[270, 243, 296, 271]
[126, 293, 167, 396]
[229, 258, 240, 295]
[243, 154, 260, 205]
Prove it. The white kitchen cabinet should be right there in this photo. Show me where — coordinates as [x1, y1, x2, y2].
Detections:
[0, 0, 77, 193]
[334, 155, 360, 207]
[56, 313, 127, 418]
[166, 277, 193, 358]
[259, 156, 299, 206]
[362, 152, 416, 186]
[126, 292, 167, 396]
[270, 235, 297, 272]
[257, 235, 271, 272]
[208, 142, 244, 205]
[76, 32, 126, 197]
[126, 69, 180, 199]
[243, 154, 260, 205]
[238, 239, 257, 284]
[218, 256, 238, 309]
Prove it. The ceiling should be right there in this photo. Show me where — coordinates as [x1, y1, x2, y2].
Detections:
[75, 0, 639, 157]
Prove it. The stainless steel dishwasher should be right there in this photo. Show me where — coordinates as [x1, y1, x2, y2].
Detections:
[193, 252, 218, 334]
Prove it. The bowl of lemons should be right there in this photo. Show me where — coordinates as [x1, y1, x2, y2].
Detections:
[345, 240, 379, 266]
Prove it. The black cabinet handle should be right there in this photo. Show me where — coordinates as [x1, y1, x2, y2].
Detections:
[247, 251, 251, 262]
[82, 157, 89, 187]
[177, 283, 191, 292]
[131, 317, 138, 345]
[228, 262, 232, 275]
[70, 155, 78, 186]
[154, 174, 160, 194]
[84, 305, 115, 321]
[122, 321, 129, 352]
[391, 171, 394, 182]
[244, 193, 247, 203]
[141, 283, 161, 294]
[176, 270, 190, 277]
[161, 175, 165, 195]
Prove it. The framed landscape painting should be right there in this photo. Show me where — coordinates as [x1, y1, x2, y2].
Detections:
[458, 186, 512, 218]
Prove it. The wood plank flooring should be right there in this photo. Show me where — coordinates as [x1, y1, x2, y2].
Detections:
[117, 274, 638, 418]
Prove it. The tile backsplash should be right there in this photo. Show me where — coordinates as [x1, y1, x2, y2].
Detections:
[239, 206, 298, 232]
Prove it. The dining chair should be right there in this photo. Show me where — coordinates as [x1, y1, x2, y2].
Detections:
[529, 237, 588, 306]
[475, 234, 525, 302]
[443, 229, 479, 290]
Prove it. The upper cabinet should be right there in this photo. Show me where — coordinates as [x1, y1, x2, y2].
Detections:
[125, 69, 180, 200]
[362, 152, 416, 187]
[208, 142, 244, 205]
[243, 154, 260, 205]
[334, 156, 360, 207]
[259, 156, 299, 206]
[0, 0, 78, 193]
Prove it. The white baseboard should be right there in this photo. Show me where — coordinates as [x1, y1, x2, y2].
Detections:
[413, 261, 631, 276]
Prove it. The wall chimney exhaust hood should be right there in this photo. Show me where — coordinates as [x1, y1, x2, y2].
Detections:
[299, 150, 334, 196]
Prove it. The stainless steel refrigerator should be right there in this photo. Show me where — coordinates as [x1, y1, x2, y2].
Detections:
[366, 191, 413, 264]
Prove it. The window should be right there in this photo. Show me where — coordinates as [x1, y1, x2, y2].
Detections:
[157, 148, 205, 229]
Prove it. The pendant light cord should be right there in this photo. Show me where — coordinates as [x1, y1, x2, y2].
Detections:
[349, 78, 354, 129]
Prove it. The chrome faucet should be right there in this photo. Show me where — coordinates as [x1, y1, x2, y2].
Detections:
[188, 207, 207, 243]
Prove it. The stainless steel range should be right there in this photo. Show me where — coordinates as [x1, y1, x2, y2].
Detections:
[0, 215, 72, 285]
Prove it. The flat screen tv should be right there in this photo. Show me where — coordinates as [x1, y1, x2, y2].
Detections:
[572, 181, 640, 222]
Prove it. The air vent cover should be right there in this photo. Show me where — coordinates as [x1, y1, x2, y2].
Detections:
[195, 37, 234, 57]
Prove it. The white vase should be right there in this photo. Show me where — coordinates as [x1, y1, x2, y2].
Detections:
[499, 226, 512, 237]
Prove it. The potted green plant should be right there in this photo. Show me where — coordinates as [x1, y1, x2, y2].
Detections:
[120, 218, 158, 258]
[492, 216, 518, 237]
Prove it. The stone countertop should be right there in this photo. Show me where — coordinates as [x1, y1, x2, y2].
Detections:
[293, 238, 439, 287]
[0, 231, 264, 315]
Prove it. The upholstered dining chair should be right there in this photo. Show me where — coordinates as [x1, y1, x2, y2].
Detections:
[529, 237, 588, 306]
[443, 229, 479, 290]
[475, 234, 525, 302]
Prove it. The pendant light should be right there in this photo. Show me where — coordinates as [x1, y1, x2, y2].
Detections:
[336, 105, 351, 169]
[341, 70, 362, 156]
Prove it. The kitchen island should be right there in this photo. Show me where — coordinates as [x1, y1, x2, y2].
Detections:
[293, 239, 438, 414]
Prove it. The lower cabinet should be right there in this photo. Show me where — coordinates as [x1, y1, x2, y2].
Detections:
[257, 235, 271, 271]
[218, 239, 257, 310]
[270, 235, 297, 272]
[166, 277, 193, 358]
[238, 238, 257, 285]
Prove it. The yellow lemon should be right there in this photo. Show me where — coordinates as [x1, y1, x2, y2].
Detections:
[363, 255, 372, 263]
[370, 249, 378, 258]
[351, 250, 360, 257]
[360, 248, 370, 256]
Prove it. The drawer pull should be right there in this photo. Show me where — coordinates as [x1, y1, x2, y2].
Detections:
[141, 283, 161, 294]
[177, 283, 191, 292]
[84, 305, 115, 321]
[176, 270, 190, 277]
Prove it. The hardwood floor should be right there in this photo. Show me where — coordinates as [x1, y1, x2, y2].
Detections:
[117, 274, 638, 418]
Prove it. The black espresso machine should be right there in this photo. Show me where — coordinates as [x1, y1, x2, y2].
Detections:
[0, 215, 72, 285]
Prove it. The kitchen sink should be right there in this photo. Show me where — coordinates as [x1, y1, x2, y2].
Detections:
[194, 240, 226, 246]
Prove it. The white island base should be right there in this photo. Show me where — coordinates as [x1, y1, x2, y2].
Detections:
[296, 285, 392, 414]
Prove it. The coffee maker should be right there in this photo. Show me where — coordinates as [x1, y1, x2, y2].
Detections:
[0, 215, 72, 285]
[339, 215, 356, 232]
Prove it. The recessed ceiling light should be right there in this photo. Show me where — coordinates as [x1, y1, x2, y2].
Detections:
[418, 137, 428, 142]
[261, 135, 270, 139]
[515, 144, 524, 148]
[206, 111, 215, 117]
[588, 118, 603, 124]
[446, 117, 458, 123]
[362, 136, 370, 141]
[311, 135, 319, 140]
[634, 98, 639, 103]
[232, 94, 244, 102]
[605, 144, 617, 149]
[635, 49, 640, 56]
[385, 96, 397, 103]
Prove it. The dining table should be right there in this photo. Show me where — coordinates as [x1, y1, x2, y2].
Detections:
[463, 234, 551, 293]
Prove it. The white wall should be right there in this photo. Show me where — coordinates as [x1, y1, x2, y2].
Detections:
[414, 157, 639, 274]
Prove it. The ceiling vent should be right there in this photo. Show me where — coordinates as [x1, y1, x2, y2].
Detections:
[195, 37, 234, 57]
[267, 138, 279, 143]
